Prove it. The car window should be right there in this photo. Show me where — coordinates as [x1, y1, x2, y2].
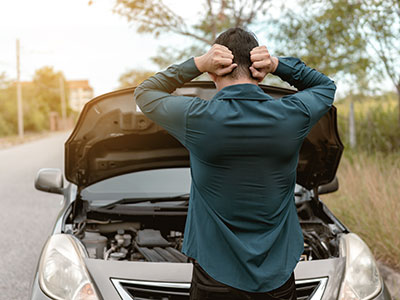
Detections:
[81, 167, 307, 206]
[81, 168, 191, 204]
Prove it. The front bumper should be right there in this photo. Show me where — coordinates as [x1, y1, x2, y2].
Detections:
[30, 258, 393, 300]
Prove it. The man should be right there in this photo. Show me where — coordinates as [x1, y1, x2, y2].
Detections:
[134, 27, 336, 299]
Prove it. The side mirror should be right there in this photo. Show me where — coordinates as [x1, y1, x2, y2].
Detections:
[318, 176, 339, 195]
[35, 168, 64, 194]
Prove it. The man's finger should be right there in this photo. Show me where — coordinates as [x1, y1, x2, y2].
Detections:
[214, 47, 234, 59]
[251, 54, 270, 64]
[219, 52, 234, 60]
[249, 66, 263, 78]
[216, 63, 237, 76]
[216, 57, 234, 67]
[252, 60, 269, 69]
[249, 66, 265, 82]
[250, 46, 268, 55]
[214, 44, 232, 54]
[250, 49, 268, 56]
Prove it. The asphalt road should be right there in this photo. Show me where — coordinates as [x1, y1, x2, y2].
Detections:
[0, 132, 70, 300]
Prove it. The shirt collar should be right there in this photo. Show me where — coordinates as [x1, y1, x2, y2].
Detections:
[211, 83, 274, 101]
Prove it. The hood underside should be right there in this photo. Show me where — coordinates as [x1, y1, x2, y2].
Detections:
[65, 81, 343, 190]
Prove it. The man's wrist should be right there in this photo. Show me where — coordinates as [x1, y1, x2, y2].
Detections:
[271, 57, 279, 73]
[194, 56, 206, 73]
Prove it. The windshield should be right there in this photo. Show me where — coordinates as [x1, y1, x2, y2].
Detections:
[81, 167, 309, 207]
[81, 168, 191, 206]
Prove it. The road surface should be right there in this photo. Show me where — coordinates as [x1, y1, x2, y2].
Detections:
[0, 132, 70, 300]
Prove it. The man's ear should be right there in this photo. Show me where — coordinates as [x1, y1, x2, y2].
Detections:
[208, 72, 217, 82]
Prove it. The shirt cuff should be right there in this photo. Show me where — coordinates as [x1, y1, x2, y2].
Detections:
[179, 57, 203, 81]
[271, 57, 297, 78]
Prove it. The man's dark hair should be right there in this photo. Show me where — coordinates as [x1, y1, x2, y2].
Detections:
[213, 27, 259, 79]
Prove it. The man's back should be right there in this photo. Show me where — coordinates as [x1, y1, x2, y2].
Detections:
[134, 30, 336, 296]
[180, 83, 309, 291]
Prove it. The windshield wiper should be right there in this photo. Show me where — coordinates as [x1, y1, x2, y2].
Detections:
[96, 193, 190, 209]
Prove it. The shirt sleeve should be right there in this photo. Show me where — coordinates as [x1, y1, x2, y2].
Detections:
[133, 58, 202, 145]
[272, 57, 337, 127]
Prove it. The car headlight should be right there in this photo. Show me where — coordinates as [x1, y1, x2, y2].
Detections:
[339, 233, 382, 300]
[38, 234, 100, 300]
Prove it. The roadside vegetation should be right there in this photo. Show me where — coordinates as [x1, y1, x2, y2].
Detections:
[324, 151, 400, 269]
[324, 93, 400, 270]
[0, 68, 74, 138]
[335, 92, 399, 153]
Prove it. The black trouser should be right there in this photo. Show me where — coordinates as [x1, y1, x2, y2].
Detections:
[190, 262, 297, 300]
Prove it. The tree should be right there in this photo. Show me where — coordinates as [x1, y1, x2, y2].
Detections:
[113, 0, 273, 67]
[0, 67, 71, 136]
[32, 66, 69, 115]
[272, 0, 370, 84]
[28, 66, 70, 132]
[0, 73, 17, 136]
[358, 0, 400, 126]
[273, 0, 400, 125]
[118, 69, 155, 88]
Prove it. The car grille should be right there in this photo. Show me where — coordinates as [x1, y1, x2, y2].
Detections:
[111, 277, 328, 300]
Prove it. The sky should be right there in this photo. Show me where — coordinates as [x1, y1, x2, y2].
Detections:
[0, 0, 393, 98]
[0, 0, 203, 96]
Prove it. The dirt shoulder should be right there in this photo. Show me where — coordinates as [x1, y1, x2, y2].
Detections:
[0, 132, 53, 150]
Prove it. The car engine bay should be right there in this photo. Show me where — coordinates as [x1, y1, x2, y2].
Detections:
[65, 197, 344, 263]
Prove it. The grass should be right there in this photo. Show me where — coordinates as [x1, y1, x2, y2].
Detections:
[335, 95, 397, 115]
[334, 94, 400, 153]
[323, 151, 400, 270]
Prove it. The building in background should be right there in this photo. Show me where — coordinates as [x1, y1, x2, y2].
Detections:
[68, 80, 94, 112]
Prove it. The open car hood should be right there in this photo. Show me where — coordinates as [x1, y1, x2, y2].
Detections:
[65, 81, 343, 191]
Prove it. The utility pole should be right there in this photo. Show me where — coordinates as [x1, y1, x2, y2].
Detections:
[16, 39, 24, 138]
[59, 76, 67, 130]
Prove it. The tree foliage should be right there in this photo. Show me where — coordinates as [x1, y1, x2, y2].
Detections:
[113, 0, 400, 111]
[114, 0, 273, 66]
[359, 0, 400, 126]
[0, 73, 17, 136]
[272, 0, 370, 83]
[0, 67, 70, 136]
[360, 0, 400, 90]
[32, 66, 69, 116]
[118, 69, 155, 88]
[273, 0, 400, 123]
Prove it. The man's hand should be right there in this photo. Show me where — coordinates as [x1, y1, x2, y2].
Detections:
[249, 46, 279, 82]
[194, 44, 237, 76]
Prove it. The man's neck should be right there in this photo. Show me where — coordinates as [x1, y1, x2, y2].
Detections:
[215, 76, 259, 91]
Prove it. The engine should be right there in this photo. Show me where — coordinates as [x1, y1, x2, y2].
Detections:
[70, 199, 341, 262]
[75, 222, 339, 263]
[79, 222, 187, 263]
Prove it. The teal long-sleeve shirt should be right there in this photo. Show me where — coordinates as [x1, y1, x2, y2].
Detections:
[133, 57, 336, 292]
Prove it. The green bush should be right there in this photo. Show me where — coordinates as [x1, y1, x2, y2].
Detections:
[0, 114, 15, 136]
[0, 67, 71, 138]
[336, 95, 399, 154]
